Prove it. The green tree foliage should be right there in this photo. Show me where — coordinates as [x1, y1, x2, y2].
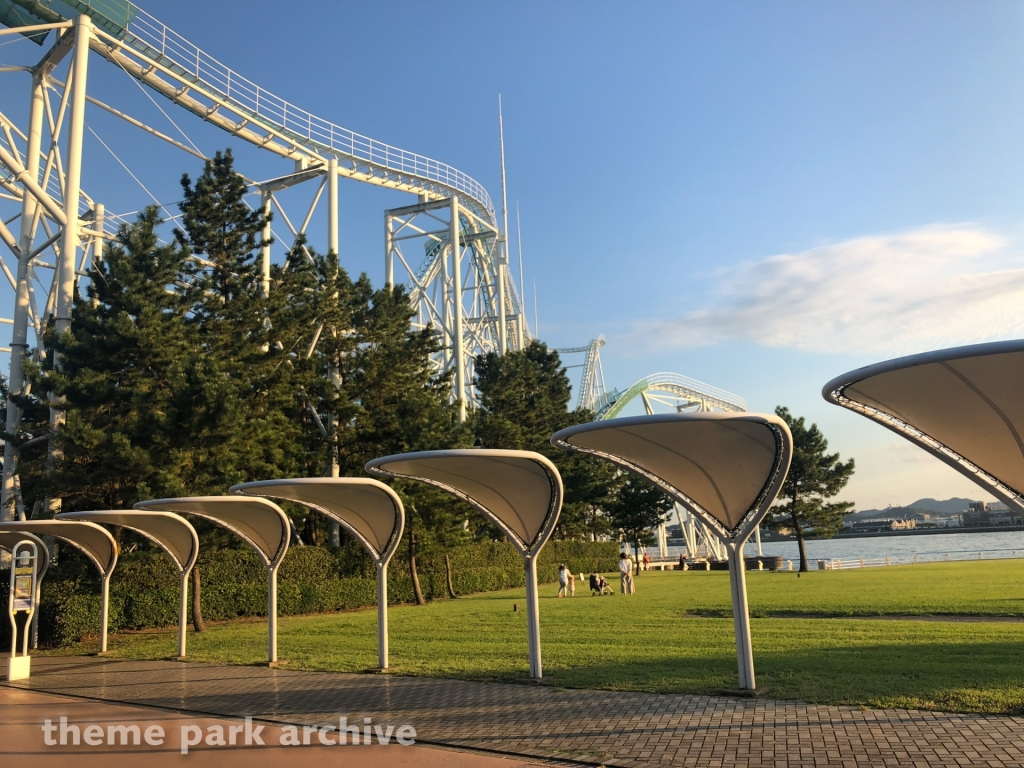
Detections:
[472, 341, 618, 540]
[765, 405, 856, 572]
[19, 208, 191, 510]
[606, 475, 673, 571]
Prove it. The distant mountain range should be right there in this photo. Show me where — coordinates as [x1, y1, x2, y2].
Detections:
[844, 497, 1007, 523]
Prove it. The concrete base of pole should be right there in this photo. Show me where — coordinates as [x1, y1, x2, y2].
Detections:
[6, 655, 30, 680]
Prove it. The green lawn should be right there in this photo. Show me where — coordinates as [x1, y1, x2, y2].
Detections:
[47, 562, 1024, 714]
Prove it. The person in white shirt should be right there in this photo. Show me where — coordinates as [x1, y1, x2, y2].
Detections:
[618, 552, 635, 595]
[558, 563, 573, 597]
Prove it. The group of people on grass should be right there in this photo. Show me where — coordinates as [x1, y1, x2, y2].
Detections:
[557, 551, 640, 598]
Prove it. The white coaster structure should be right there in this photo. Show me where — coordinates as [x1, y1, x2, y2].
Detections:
[0, 0, 530, 519]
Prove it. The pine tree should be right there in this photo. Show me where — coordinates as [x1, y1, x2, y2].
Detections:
[607, 476, 673, 571]
[764, 406, 855, 572]
[472, 341, 617, 539]
[21, 207, 192, 510]
[172, 150, 308, 493]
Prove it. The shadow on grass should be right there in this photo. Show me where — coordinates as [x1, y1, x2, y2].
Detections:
[539, 637, 1024, 714]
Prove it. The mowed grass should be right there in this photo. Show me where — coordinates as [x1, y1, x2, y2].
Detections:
[47, 561, 1024, 714]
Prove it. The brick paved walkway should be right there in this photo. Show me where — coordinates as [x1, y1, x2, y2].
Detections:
[6, 656, 1024, 767]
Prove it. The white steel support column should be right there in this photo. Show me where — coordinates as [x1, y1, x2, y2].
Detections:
[327, 156, 338, 256]
[325, 156, 342, 545]
[92, 203, 104, 265]
[727, 541, 755, 690]
[55, 15, 91, 341]
[377, 561, 388, 669]
[2, 72, 45, 522]
[177, 572, 188, 658]
[450, 197, 466, 422]
[524, 554, 542, 678]
[260, 190, 271, 298]
[267, 565, 278, 663]
[384, 215, 394, 288]
[99, 570, 110, 653]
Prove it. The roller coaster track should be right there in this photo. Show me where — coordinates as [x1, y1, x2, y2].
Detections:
[596, 372, 747, 420]
[6, 0, 496, 223]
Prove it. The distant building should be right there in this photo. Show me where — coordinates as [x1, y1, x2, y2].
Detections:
[849, 519, 916, 533]
[963, 505, 1023, 527]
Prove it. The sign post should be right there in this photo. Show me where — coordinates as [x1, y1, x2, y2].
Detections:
[7, 540, 38, 680]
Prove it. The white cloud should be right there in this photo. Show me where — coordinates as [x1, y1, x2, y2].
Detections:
[645, 225, 1024, 354]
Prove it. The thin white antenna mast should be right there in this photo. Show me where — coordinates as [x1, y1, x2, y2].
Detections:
[534, 278, 539, 338]
[498, 96, 510, 279]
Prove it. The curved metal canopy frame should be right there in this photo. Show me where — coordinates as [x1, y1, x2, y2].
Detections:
[0, 519, 118, 652]
[366, 449, 563, 679]
[57, 510, 199, 657]
[134, 496, 289, 663]
[230, 478, 405, 669]
[823, 339, 1024, 513]
[551, 413, 792, 692]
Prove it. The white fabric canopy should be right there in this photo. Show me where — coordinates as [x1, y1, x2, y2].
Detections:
[551, 413, 791, 538]
[0, 520, 117, 576]
[230, 478, 403, 562]
[57, 510, 198, 575]
[134, 496, 288, 568]
[823, 340, 1024, 509]
[365, 449, 562, 552]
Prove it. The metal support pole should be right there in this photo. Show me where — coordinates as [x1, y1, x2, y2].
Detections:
[326, 156, 342, 546]
[177, 571, 188, 658]
[755, 525, 763, 558]
[727, 541, 755, 689]
[523, 554, 542, 679]
[377, 561, 388, 669]
[384, 214, 394, 288]
[327, 156, 338, 256]
[267, 565, 278, 663]
[450, 197, 466, 422]
[2, 71, 45, 522]
[47, 16, 92, 519]
[92, 203, 104, 266]
[55, 15, 90, 341]
[99, 571, 110, 653]
[260, 190, 271, 298]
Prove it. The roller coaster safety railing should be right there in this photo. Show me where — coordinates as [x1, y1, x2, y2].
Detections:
[5, 0, 496, 221]
[595, 372, 747, 420]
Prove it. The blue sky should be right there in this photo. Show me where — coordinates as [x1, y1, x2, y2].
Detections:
[4, 1, 1024, 508]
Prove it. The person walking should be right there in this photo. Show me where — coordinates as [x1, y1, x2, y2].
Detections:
[642, 551, 651, 571]
[618, 552, 635, 595]
[558, 563, 571, 597]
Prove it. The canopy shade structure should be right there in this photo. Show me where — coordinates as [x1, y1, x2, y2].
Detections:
[57, 511, 199, 658]
[230, 478, 405, 669]
[230, 479, 403, 561]
[0, 520, 118, 652]
[551, 413, 792, 691]
[823, 340, 1024, 512]
[366, 449, 563, 679]
[366, 450, 561, 553]
[0, 530, 48, 649]
[135, 497, 289, 663]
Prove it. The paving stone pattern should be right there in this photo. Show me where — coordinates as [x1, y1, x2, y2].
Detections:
[6, 657, 1024, 767]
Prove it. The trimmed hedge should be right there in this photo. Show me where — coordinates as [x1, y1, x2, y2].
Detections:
[1, 540, 618, 647]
